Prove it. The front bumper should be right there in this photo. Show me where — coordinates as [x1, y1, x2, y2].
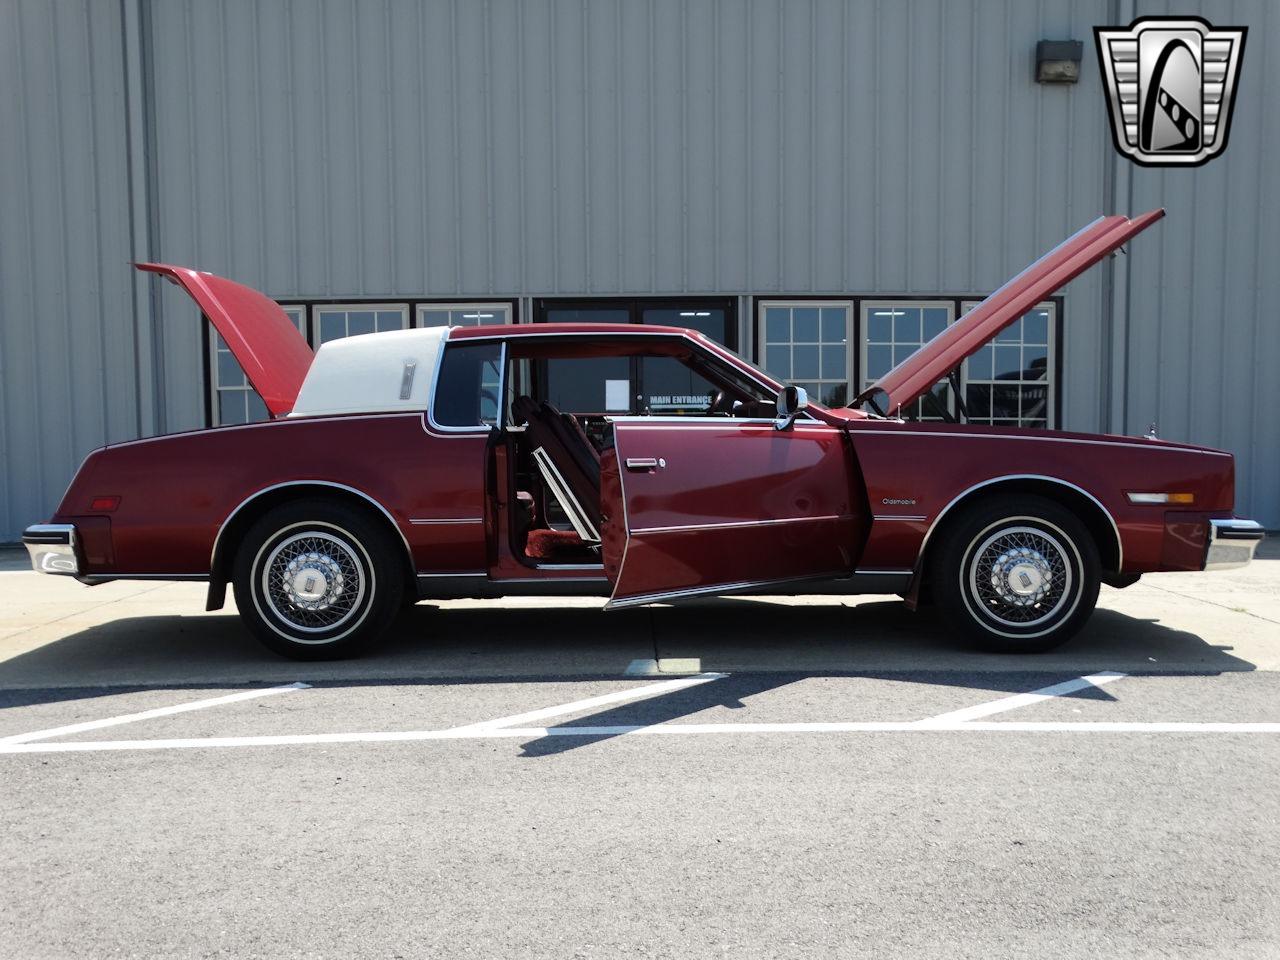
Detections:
[22, 524, 80, 576]
[1205, 518, 1265, 571]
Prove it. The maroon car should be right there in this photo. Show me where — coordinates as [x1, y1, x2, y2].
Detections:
[23, 210, 1263, 659]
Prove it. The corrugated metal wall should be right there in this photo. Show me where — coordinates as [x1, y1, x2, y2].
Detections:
[143, 0, 1121, 437]
[0, 0, 140, 542]
[1, 0, 1277, 539]
[1125, 1, 1280, 531]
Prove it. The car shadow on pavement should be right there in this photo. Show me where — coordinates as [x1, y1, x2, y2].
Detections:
[0, 598, 1257, 724]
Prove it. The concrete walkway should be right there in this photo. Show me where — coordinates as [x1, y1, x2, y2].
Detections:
[1, 541, 1275, 689]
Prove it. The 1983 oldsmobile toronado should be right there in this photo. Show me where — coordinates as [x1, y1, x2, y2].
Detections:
[24, 210, 1264, 659]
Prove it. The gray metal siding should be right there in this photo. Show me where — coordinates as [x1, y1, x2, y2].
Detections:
[1125, 1, 1280, 527]
[0, 0, 1277, 538]
[142, 0, 1117, 423]
[0, 0, 138, 541]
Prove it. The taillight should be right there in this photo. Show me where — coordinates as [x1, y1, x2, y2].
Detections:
[89, 496, 120, 512]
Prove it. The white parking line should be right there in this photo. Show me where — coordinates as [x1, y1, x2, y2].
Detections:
[1, 719, 1279, 754]
[447, 672, 728, 733]
[0, 682, 310, 745]
[915, 672, 1128, 727]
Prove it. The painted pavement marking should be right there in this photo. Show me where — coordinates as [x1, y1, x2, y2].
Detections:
[914, 672, 1128, 727]
[0, 682, 310, 745]
[446, 672, 728, 733]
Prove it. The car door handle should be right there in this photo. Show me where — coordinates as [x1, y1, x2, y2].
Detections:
[625, 457, 665, 470]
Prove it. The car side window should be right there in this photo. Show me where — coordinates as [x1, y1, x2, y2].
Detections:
[638, 355, 720, 415]
[433, 342, 503, 428]
[532, 350, 769, 418]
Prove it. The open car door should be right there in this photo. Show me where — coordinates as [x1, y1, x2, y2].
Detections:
[600, 418, 863, 608]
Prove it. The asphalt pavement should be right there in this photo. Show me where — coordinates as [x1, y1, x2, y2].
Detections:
[1, 543, 1278, 959]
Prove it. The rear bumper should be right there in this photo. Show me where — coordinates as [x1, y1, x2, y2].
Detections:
[1205, 518, 1265, 571]
[21, 524, 80, 576]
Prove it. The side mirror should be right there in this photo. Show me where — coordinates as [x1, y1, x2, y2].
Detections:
[774, 385, 808, 430]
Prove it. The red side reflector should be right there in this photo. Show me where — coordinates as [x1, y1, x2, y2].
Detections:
[89, 496, 120, 513]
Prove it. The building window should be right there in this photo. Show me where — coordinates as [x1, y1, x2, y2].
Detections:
[960, 301, 1055, 429]
[534, 298, 736, 347]
[753, 296, 1060, 426]
[314, 304, 409, 346]
[860, 301, 955, 420]
[209, 305, 305, 426]
[758, 301, 853, 408]
[417, 303, 513, 328]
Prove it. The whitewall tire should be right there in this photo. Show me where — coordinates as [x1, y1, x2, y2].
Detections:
[233, 498, 404, 660]
[933, 494, 1101, 653]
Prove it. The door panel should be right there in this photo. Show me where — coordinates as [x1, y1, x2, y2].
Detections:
[601, 420, 861, 606]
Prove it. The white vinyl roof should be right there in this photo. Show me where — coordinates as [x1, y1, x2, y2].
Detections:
[288, 326, 449, 418]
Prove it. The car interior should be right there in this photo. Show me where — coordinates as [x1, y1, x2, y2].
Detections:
[509, 395, 607, 564]
[498, 337, 778, 567]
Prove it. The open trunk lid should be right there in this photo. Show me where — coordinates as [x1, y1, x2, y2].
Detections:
[136, 262, 314, 417]
[855, 209, 1165, 416]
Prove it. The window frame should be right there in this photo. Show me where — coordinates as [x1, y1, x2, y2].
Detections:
[429, 339, 509, 434]
[532, 297, 738, 350]
[205, 304, 306, 427]
[859, 299, 958, 421]
[529, 297, 738, 416]
[312, 302, 411, 347]
[751, 294, 1064, 428]
[958, 299, 1058, 430]
[756, 299, 855, 410]
[203, 297, 521, 427]
[416, 302, 515, 330]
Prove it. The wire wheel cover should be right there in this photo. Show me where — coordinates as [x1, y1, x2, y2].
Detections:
[967, 524, 1073, 628]
[261, 531, 367, 632]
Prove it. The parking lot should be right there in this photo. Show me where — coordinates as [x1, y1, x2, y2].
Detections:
[2, 544, 1278, 959]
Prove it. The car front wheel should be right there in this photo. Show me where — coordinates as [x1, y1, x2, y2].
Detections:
[933, 495, 1100, 653]
[233, 499, 404, 660]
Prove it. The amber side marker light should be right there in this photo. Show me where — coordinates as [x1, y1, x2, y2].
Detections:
[1127, 492, 1195, 505]
[89, 496, 121, 512]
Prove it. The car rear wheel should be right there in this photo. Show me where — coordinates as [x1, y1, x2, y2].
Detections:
[233, 498, 404, 660]
[933, 494, 1100, 653]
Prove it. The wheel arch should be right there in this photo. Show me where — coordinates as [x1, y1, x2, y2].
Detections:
[917, 475, 1122, 580]
[206, 481, 414, 610]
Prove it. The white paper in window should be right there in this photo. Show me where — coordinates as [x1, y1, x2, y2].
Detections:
[605, 379, 631, 412]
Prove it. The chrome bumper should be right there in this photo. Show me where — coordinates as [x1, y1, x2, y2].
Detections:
[22, 524, 80, 576]
[1205, 518, 1265, 571]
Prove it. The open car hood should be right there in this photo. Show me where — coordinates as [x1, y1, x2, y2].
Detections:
[136, 263, 314, 417]
[855, 209, 1165, 416]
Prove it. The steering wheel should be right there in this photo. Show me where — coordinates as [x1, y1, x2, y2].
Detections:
[706, 390, 732, 415]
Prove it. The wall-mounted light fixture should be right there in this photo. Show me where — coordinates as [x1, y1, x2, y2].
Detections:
[1035, 40, 1083, 84]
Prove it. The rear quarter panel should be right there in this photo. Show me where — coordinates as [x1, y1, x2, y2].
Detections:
[53, 414, 488, 575]
[848, 421, 1234, 574]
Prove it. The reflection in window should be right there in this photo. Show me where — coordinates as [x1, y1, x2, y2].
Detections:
[543, 356, 632, 414]
[539, 308, 631, 413]
[639, 356, 719, 414]
[962, 303, 1053, 429]
[759, 301, 852, 408]
[860, 302, 954, 420]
